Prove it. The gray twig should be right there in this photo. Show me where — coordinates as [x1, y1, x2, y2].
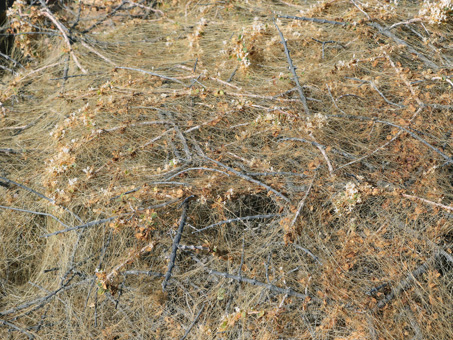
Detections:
[115, 66, 185, 86]
[293, 244, 322, 265]
[203, 155, 290, 202]
[278, 14, 347, 26]
[238, 237, 245, 276]
[0, 278, 91, 317]
[179, 304, 205, 340]
[165, 167, 230, 181]
[0, 319, 35, 339]
[41, 215, 123, 238]
[0, 176, 82, 222]
[122, 270, 164, 278]
[82, 0, 128, 33]
[279, 137, 326, 150]
[0, 205, 70, 229]
[162, 196, 194, 291]
[289, 175, 315, 231]
[350, 0, 371, 19]
[178, 244, 210, 251]
[192, 213, 284, 234]
[208, 268, 313, 300]
[325, 113, 453, 165]
[376, 254, 437, 308]
[0, 51, 24, 69]
[311, 38, 345, 59]
[345, 77, 405, 108]
[274, 19, 310, 115]
[227, 66, 238, 82]
[368, 22, 438, 69]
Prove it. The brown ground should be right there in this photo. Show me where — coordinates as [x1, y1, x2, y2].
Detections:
[0, 1, 452, 339]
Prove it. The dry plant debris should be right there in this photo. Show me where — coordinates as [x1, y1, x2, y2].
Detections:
[0, 0, 452, 339]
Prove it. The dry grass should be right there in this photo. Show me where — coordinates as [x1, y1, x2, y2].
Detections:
[0, 0, 452, 339]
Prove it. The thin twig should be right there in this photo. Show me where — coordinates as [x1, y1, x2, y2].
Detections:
[324, 114, 453, 165]
[193, 214, 284, 234]
[80, 41, 117, 66]
[345, 77, 405, 108]
[385, 18, 422, 31]
[376, 253, 437, 308]
[238, 236, 246, 276]
[350, 0, 371, 20]
[162, 196, 194, 291]
[402, 194, 453, 212]
[165, 167, 230, 180]
[208, 268, 313, 300]
[310, 134, 334, 175]
[385, 53, 424, 106]
[18, 62, 62, 82]
[203, 155, 290, 202]
[0, 319, 35, 339]
[125, 0, 165, 16]
[246, 171, 307, 178]
[0, 51, 24, 69]
[115, 66, 185, 86]
[227, 66, 238, 83]
[311, 38, 345, 59]
[0, 278, 92, 316]
[82, 0, 128, 34]
[174, 124, 192, 162]
[41, 215, 125, 238]
[290, 176, 315, 229]
[293, 244, 322, 265]
[368, 22, 438, 69]
[0, 176, 82, 222]
[0, 205, 70, 229]
[278, 14, 347, 26]
[274, 19, 310, 115]
[179, 304, 205, 340]
[178, 244, 210, 251]
[40, 10, 87, 74]
[0, 148, 21, 154]
[279, 137, 325, 150]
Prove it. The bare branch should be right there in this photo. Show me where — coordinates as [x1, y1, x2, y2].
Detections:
[0, 319, 35, 339]
[376, 254, 437, 308]
[278, 14, 347, 26]
[0, 205, 70, 229]
[40, 10, 87, 74]
[203, 155, 290, 202]
[115, 66, 186, 86]
[165, 167, 230, 181]
[179, 304, 205, 340]
[274, 19, 311, 115]
[368, 22, 438, 69]
[0, 176, 82, 222]
[162, 196, 194, 291]
[208, 268, 313, 301]
[192, 214, 284, 234]
[402, 194, 453, 212]
[290, 176, 315, 229]
[41, 215, 124, 238]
